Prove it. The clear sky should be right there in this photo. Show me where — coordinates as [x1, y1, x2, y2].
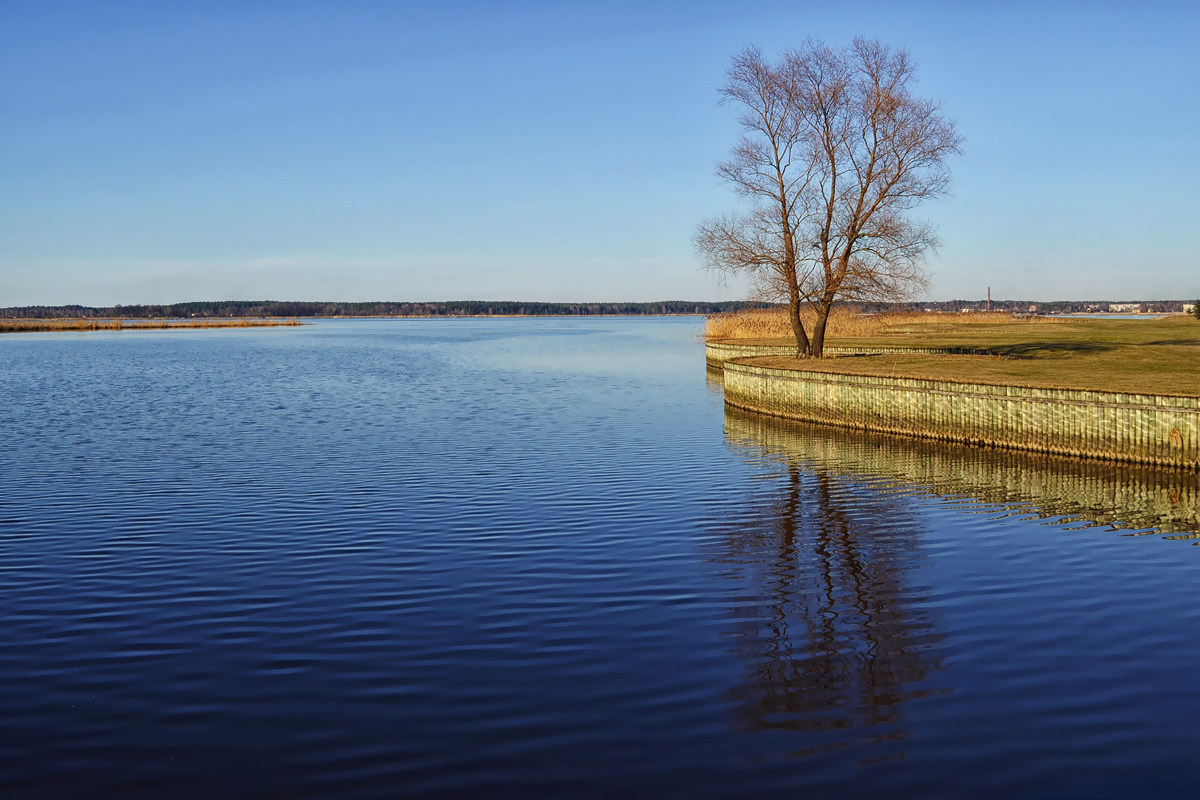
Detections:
[2, 0, 1197, 305]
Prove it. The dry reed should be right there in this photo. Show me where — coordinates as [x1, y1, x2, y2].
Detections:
[0, 318, 303, 334]
[705, 307, 1054, 341]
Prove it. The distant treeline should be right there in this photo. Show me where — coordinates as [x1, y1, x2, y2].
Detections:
[0, 300, 769, 319]
[2, 298, 1192, 319]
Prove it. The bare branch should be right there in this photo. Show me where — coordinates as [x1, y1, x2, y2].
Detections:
[696, 39, 961, 356]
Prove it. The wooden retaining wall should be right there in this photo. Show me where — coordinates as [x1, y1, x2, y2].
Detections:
[704, 340, 988, 366]
[722, 359, 1200, 469]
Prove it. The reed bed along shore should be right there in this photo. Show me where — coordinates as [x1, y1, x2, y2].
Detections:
[705, 306, 1055, 341]
[0, 318, 303, 334]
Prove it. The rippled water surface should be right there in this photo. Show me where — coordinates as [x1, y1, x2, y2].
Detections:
[3, 318, 1199, 798]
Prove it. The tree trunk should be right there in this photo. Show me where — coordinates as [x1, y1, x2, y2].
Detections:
[788, 288, 811, 358]
[810, 302, 832, 358]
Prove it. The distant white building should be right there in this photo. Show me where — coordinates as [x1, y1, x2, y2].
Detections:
[1109, 303, 1141, 313]
[1185, 303, 1196, 314]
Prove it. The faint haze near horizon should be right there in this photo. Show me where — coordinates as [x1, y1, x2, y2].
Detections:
[2, 1, 1197, 307]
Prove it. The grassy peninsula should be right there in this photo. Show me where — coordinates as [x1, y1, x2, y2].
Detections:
[708, 311, 1200, 397]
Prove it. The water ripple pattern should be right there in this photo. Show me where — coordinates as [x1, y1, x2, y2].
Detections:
[1, 319, 1198, 799]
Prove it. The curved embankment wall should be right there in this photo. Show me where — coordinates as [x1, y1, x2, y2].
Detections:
[705, 340, 989, 366]
[721, 359, 1200, 469]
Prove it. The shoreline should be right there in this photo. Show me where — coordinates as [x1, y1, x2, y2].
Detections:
[0, 318, 303, 334]
[708, 338, 1200, 469]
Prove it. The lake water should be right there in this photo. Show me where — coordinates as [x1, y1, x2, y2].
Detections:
[2, 317, 1199, 798]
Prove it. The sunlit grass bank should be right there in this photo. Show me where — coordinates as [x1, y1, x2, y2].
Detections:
[714, 312, 1200, 397]
[0, 318, 303, 334]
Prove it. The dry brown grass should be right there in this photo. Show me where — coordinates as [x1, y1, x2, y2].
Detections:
[731, 316, 1200, 397]
[0, 318, 303, 334]
[705, 306, 1055, 341]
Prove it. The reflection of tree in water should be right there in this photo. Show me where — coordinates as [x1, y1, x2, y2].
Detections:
[717, 402, 1200, 755]
[720, 458, 948, 752]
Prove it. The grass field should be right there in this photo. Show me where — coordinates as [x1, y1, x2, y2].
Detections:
[711, 310, 1200, 397]
[0, 318, 303, 334]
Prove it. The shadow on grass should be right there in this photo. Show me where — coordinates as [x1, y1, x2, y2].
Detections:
[990, 341, 1115, 358]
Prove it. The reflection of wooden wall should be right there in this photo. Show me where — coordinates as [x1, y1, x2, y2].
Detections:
[723, 360, 1200, 469]
[725, 407, 1200, 537]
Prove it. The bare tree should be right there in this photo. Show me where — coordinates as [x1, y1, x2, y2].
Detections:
[697, 39, 962, 357]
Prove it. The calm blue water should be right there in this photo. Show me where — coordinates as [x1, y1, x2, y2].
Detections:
[2, 317, 1199, 798]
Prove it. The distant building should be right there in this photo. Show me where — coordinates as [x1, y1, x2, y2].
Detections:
[1109, 303, 1141, 313]
[1185, 303, 1196, 314]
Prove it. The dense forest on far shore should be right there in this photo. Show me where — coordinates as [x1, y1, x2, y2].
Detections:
[0, 300, 768, 319]
[1, 298, 1193, 319]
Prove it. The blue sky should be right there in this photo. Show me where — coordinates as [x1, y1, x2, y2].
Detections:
[2, 0, 1197, 305]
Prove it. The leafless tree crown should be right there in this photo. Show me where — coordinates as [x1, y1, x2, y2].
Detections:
[697, 39, 962, 356]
